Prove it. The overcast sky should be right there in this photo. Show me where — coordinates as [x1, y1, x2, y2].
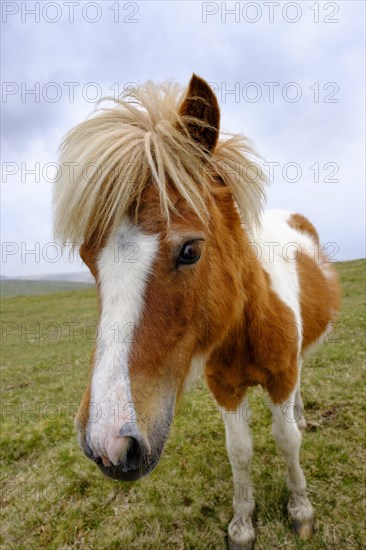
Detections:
[1, 0, 365, 276]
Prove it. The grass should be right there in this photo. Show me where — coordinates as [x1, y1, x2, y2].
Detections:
[1, 280, 93, 299]
[0, 259, 365, 549]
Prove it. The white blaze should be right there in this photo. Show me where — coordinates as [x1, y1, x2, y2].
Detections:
[87, 221, 159, 465]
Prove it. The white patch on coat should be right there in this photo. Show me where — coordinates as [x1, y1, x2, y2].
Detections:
[253, 210, 303, 351]
[268, 209, 336, 280]
[87, 221, 159, 465]
[253, 210, 336, 357]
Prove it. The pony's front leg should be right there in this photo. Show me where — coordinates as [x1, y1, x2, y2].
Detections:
[295, 358, 307, 431]
[270, 392, 314, 539]
[222, 397, 255, 550]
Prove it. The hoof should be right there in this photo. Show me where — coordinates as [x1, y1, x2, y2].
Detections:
[228, 538, 254, 550]
[292, 518, 315, 540]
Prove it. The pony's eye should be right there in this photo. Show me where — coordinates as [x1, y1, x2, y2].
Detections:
[177, 241, 201, 267]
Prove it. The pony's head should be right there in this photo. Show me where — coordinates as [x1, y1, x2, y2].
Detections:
[53, 74, 265, 481]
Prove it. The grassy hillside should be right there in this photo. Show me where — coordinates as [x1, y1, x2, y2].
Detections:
[1, 279, 93, 299]
[0, 260, 365, 549]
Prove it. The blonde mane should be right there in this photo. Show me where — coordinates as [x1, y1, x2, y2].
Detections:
[53, 80, 266, 246]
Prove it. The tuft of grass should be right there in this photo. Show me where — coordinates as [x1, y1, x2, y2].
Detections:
[0, 260, 365, 549]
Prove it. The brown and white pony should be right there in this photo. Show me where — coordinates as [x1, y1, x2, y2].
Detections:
[53, 74, 340, 549]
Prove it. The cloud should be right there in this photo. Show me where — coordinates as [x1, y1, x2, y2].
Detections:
[1, 0, 364, 275]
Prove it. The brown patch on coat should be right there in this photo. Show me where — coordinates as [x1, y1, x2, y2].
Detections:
[288, 213, 319, 242]
[297, 252, 340, 352]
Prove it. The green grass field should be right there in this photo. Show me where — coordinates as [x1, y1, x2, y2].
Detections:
[1, 260, 365, 549]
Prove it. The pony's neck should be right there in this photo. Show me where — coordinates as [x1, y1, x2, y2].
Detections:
[205, 209, 291, 410]
[210, 186, 272, 335]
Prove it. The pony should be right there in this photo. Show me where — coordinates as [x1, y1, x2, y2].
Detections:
[53, 74, 340, 549]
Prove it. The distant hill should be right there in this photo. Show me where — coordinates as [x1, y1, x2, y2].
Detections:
[0, 279, 94, 299]
[12, 272, 94, 283]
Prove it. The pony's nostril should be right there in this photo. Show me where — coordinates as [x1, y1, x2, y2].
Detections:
[123, 436, 143, 470]
[119, 423, 149, 471]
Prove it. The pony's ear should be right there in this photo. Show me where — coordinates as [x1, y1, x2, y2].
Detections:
[178, 74, 220, 152]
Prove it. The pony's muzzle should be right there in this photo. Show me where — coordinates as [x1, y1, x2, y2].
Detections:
[83, 422, 154, 481]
